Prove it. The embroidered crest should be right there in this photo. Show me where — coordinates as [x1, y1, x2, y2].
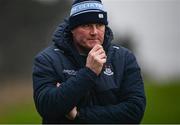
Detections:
[103, 65, 114, 76]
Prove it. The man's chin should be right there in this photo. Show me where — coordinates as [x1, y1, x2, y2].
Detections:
[89, 43, 101, 48]
[79, 43, 101, 53]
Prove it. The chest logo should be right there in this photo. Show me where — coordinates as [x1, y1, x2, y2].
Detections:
[103, 65, 114, 76]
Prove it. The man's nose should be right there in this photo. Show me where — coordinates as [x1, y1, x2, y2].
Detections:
[90, 25, 98, 35]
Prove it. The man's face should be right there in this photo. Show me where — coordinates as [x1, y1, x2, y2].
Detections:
[71, 23, 105, 53]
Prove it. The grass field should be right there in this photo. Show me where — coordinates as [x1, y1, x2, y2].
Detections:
[142, 80, 180, 123]
[0, 80, 180, 123]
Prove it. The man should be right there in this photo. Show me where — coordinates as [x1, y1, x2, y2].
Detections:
[32, 0, 146, 123]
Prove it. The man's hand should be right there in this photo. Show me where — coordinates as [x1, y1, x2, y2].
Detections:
[86, 44, 107, 75]
[66, 107, 77, 120]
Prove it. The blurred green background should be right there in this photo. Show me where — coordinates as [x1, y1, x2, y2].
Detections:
[0, 0, 179, 123]
[0, 79, 180, 123]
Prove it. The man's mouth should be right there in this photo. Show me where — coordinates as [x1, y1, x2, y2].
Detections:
[88, 39, 98, 41]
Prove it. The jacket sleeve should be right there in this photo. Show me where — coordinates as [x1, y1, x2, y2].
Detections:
[76, 52, 146, 124]
[32, 53, 97, 120]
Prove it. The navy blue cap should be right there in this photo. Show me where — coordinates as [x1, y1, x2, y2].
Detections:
[69, 0, 108, 29]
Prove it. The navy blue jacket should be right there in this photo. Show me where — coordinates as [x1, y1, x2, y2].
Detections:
[32, 20, 146, 123]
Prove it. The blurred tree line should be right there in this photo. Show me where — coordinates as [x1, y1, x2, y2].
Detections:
[0, 0, 71, 81]
[0, 0, 134, 83]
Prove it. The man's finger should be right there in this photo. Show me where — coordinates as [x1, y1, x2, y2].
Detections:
[90, 44, 103, 52]
[96, 52, 106, 59]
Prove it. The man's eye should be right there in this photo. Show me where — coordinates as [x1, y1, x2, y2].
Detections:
[96, 24, 104, 27]
[82, 24, 90, 27]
